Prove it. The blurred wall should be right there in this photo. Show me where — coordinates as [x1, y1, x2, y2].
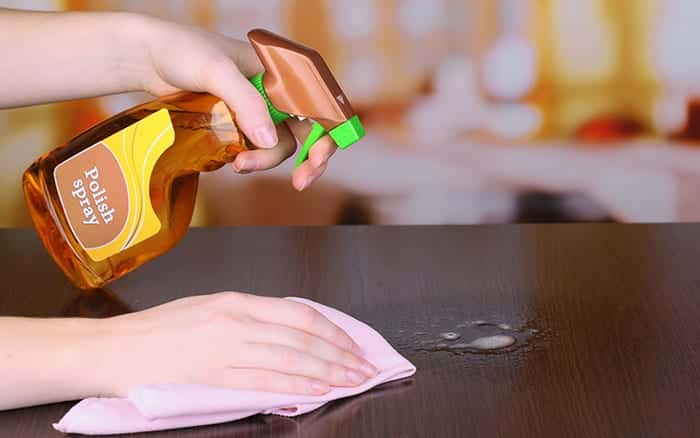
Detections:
[2, 0, 700, 227]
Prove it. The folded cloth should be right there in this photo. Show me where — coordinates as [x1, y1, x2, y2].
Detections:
[54, 297, 416, 435]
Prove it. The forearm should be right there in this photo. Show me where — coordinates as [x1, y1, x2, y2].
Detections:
[0, 317, 107, 410]
[0, 8, 149, 108]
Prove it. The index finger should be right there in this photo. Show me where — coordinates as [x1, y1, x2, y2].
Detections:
[242, 295, 363, 356]
[286, 118, 339, 168]
[286, 118, 338, 190]
[209, 33, 264, 77]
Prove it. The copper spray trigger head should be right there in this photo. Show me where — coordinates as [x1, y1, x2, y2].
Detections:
[247, 29, 365, 167]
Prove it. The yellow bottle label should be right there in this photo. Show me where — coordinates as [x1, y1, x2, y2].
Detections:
[53, 109, 175, 262]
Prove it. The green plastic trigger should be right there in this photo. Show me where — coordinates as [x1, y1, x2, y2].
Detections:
[296, 122, 327, 167]
[250, 73, 366, 168]
[249, 72, 290, 125]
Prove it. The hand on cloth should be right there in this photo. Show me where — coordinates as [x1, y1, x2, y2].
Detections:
[53, 297, 416, 435]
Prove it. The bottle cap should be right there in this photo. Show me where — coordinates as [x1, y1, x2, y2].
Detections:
[247, 29, 366, 166]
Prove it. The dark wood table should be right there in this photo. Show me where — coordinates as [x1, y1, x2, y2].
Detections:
[1, 225, 699, 437]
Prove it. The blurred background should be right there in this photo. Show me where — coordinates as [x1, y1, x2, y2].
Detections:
[2, 0, 700, 227]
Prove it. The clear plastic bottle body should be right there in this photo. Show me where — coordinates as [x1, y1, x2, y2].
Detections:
[23, 92, 248, 289]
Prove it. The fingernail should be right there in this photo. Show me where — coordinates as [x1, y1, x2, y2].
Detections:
[255, 126, 278, 148]
[310, 381, 330, 395]
[346, 369, 366, 385]
[297, 177, 312, 192]
[236, 158, 255, 171]
[360, 362, 378, 378]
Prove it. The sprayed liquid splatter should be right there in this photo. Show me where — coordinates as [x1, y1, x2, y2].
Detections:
[408, 318, 542, 355]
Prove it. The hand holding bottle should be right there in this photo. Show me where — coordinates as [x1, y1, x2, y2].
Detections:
[0, 9, 336, 190]
[128, 15, 339, 191]
[96, 292, 378, 397]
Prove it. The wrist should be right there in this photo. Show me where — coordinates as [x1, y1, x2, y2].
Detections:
[86, 315, 151, 397]
[76, 316, 128, 398]
[42, 316, 119, 400]
[56, 317, 113, 399]
[110, 11, 161, 93]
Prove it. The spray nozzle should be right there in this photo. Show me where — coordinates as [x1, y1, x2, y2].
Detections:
[247, 29, 365, 167]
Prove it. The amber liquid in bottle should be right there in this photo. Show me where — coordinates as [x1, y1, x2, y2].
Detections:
[23, 93, 249, 289]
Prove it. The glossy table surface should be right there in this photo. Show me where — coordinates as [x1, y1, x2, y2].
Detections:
[1, 225, 699, 437]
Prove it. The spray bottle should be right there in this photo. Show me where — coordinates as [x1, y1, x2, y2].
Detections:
[23, 29, 365, 289]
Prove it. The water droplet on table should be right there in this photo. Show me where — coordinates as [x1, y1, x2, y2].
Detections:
[468, 335, 516, 350]
[440, 332, 461, 341]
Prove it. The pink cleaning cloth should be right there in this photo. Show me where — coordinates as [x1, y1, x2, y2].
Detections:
[53, 297, 416, 435]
